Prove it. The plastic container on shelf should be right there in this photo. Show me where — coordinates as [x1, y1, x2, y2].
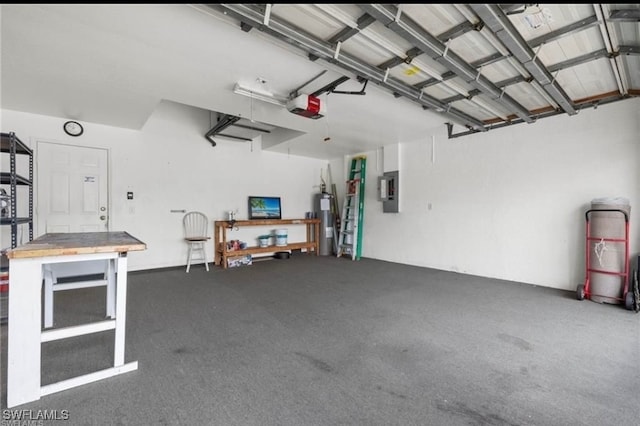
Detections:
[274, 229, 288, 247]
[258, 235, 270, 247]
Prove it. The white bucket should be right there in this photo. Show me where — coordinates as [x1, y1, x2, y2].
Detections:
[258, 236, 270, 247]
[275, 229, 288, 247]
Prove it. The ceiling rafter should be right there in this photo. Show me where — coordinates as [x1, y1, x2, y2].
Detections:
[527, 15, 600, 48]
[201, 4, 638, 140]
[594, 4, 628, 96]
[469, 4, 578, 116]
[609, 9, 640, 21]
[546, 48, 609, 74]
[208, 3, 487, 131]
[414, 71, 456, 90]
[618, 45, 640, 55]
[358, 4, 534, 123]
[327, 13, 376, 44]
[438, 20, 483, 40]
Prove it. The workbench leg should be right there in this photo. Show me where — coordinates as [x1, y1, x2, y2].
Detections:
[106, 258, 116, 319]
[214, 223, 220, 266]
[114, 254, 128, 366]
[43, 265, 54, 328]
[7, 258, 43, 407]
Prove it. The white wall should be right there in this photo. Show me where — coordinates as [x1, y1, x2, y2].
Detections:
[2, 101, 328, 270]
[4, 98, 639, 291]
[363, 98, 640, 291]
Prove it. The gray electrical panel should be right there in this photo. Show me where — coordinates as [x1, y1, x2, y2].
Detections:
[378, 170, 399, 213]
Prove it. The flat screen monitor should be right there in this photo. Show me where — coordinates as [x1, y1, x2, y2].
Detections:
[248, 196, 282, 220]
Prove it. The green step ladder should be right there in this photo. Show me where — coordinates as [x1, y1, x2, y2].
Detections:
[336, 156, 366, 260]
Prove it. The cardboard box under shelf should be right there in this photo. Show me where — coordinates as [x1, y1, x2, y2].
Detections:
[227, 254, 252, 268]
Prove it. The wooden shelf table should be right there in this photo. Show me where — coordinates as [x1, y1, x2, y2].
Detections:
[214, 218, 320, 269]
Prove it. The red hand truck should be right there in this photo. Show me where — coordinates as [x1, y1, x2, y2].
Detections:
[576, 208, 637, 310]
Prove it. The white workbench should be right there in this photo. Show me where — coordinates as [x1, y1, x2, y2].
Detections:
[6, 231, 146, 408]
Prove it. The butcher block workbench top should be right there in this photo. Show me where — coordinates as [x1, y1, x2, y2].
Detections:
[6, 231, 147, 259]
[5, 230, 146, 408]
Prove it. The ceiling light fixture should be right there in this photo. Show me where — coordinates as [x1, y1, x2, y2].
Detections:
[233, 83, 287, 107]
[524, 7, 552, 30]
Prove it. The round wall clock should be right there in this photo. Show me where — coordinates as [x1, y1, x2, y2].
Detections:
[63, 120, 84, 137]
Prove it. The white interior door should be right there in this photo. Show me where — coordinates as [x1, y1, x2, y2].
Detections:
[37, 142, 109, 235]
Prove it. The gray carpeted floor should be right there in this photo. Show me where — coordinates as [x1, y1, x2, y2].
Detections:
[1, 254, 639, 425]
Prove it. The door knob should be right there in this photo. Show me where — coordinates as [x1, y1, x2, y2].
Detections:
[100, 215, 107, 220]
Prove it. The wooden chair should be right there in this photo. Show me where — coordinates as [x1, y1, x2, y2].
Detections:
[183, 211, 211, 272]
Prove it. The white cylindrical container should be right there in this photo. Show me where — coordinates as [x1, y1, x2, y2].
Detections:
[275, 229, 288, 247]
[258, 235, 270, 247]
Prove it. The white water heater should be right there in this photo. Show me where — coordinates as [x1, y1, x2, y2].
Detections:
[313, 192, 334, 256]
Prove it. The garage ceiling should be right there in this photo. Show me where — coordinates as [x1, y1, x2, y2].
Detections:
[206, 3, 639, 138]
[1, 5, 638, 159]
